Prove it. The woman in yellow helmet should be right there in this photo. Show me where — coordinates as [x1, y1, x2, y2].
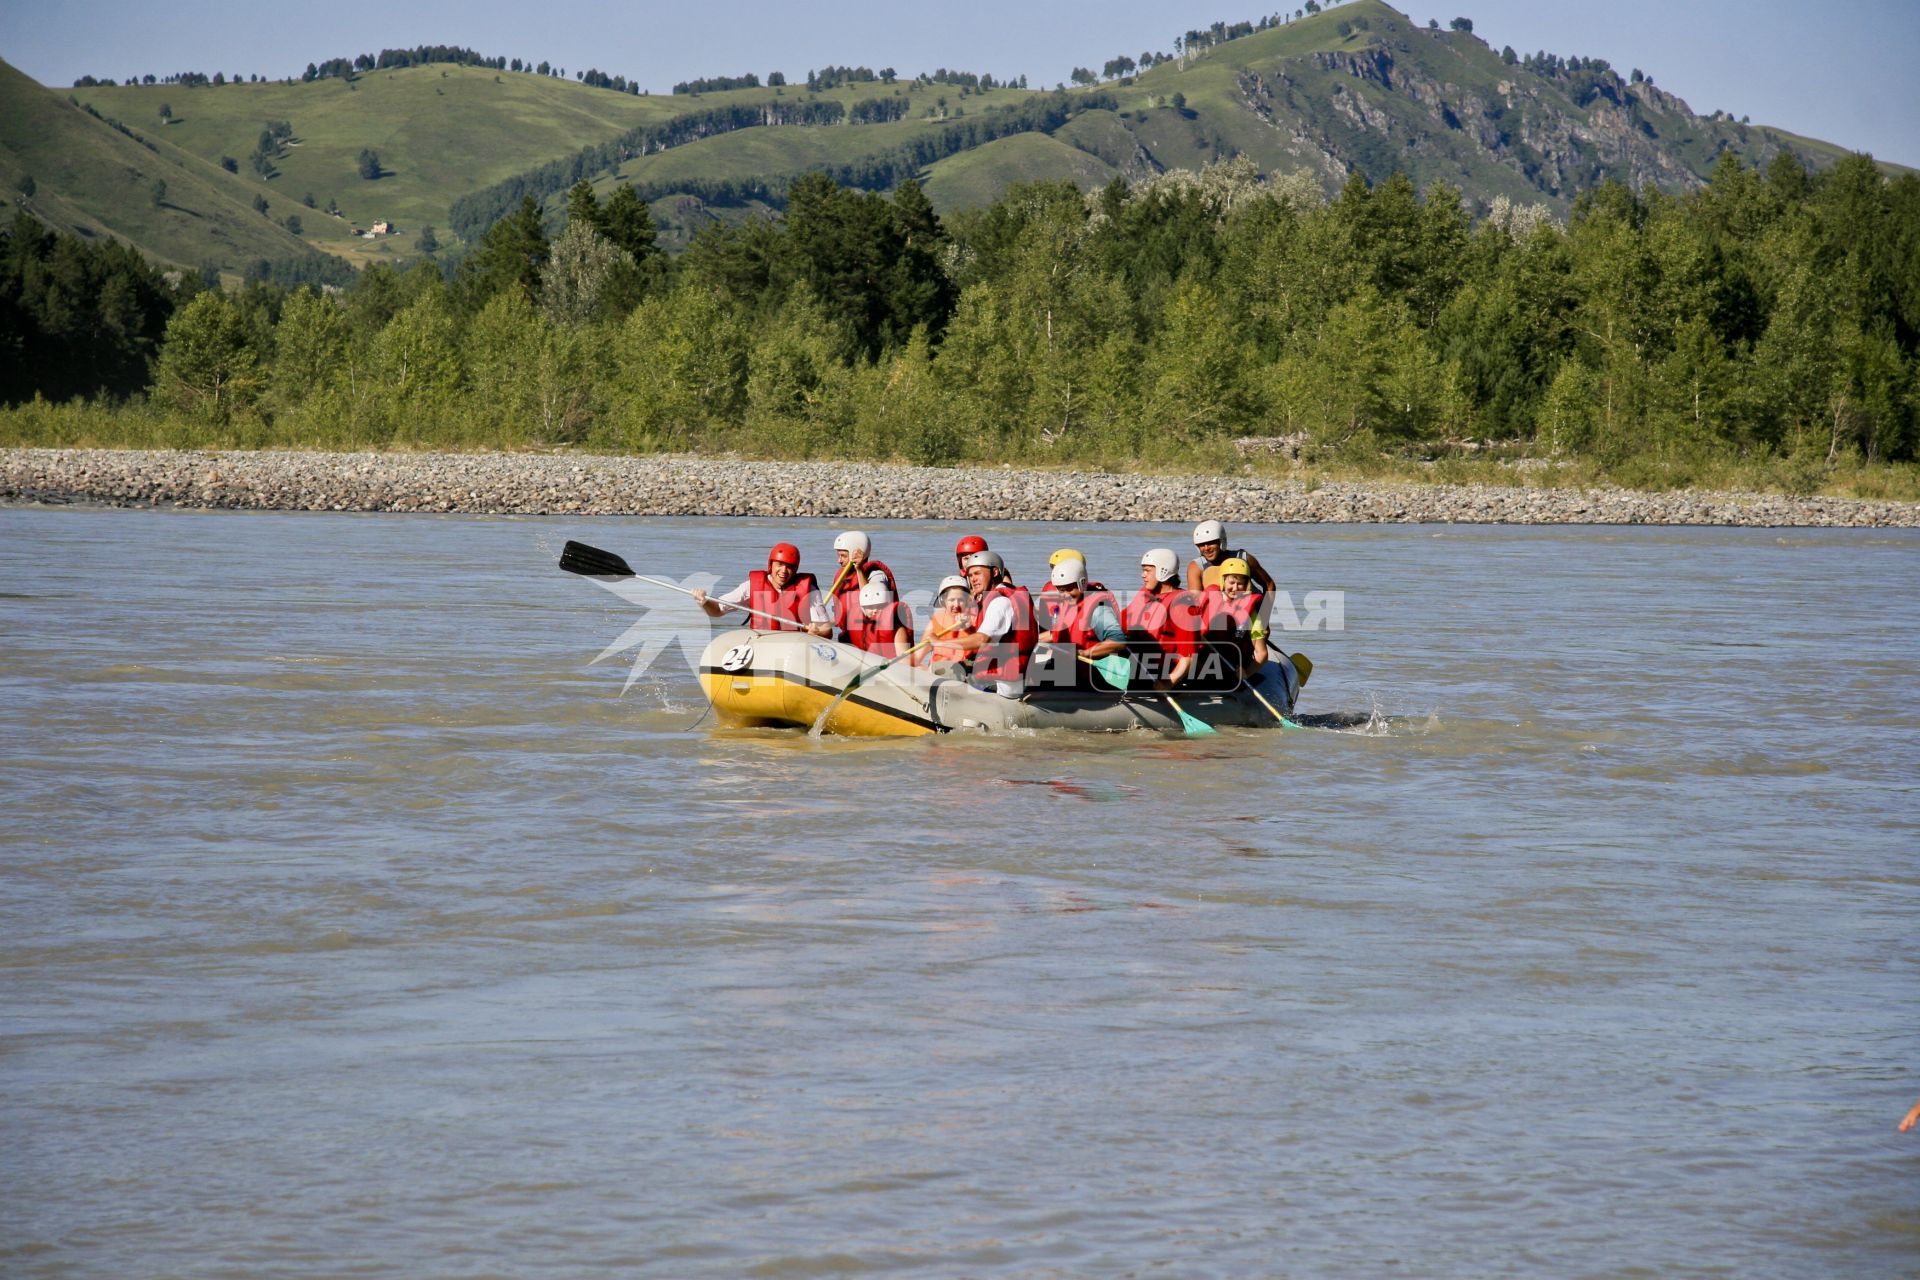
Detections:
[1202, 556, 1268, 672]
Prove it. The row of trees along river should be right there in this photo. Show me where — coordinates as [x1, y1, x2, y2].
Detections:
[3, 151, 1917, 493]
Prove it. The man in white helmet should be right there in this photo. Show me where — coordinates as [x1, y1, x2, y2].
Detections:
[944, 549, 1036, 698]
[1035, 557, 1127, 691]
[1124, 548, 1202, 687]
[1187, 520, 1276, 617]
[829, 531, 894, 643]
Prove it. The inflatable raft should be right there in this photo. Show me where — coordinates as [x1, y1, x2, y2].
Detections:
[697, 628, 1303, 737]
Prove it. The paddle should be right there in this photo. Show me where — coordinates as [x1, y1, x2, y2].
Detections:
[1162, 691, 1217, 736]
[1290, 652, 1313, 687]
[1245, 679, 1306, 731]
[809, 635, 935, 737]
[1073, 649, 1133, 691]
[557, 540, 807, 631]
[1073, 650, 1214, 735]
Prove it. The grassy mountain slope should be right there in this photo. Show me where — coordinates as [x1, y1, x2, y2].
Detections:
[17, 2, 1906, 273]
[70, 62, 696, 261]
[0, 58, 318, 272]
[920, 133, 1119, 211]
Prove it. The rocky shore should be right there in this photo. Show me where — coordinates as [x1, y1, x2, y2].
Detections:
[4, 447, 1916, 527]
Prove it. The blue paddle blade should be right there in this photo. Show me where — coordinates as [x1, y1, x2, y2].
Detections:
[1091, 653, 1132, 690]
[1168, 696, 1216, 736]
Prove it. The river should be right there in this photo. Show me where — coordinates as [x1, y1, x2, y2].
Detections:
[2, 507, 1916, 1277]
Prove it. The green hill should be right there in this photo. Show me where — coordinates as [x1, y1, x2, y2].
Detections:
[15, 2, 1909, 274]
[0, 58, 321, 273]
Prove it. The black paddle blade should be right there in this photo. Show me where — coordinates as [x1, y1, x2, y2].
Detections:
[558, 540, 635, 578]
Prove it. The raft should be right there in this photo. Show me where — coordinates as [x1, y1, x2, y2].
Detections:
[697, 628, 1303, 737]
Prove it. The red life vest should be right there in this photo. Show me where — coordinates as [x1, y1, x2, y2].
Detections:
[1203, 585, 1264, 672]
[1053, 589, 1123, 648]
[974, 583, 1037, 681]
[1123, 586, 1202, 659]
[1202, 585, 1263, 633]
[746, 569, 819, 632]
[832, 557, 895, 604]
[842, 601, 914, 656]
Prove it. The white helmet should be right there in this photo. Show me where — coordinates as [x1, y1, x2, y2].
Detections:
[833, 530, 871, 557]
[963, 550, 1004, 572]
[1193, 520, 1225, 546]
[935, 574, 969, 597]
[858, 578, 893, 608]
[1141, 548, 1179, 583]
[1049, 557, 1088, 587]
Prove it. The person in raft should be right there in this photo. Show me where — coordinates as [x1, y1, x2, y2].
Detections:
[1201, 556, 1268, 678]
[944, 550, 1038, 698]
[692, 542, 833, 636]
[842, 577, 914, 656]
[1124, 548, 1203, 688]
[918, 575, 977, 676]
[1187, 520, 1277, 618]
[829, 531, 893, 624]
[1035, 556, 1127, 690]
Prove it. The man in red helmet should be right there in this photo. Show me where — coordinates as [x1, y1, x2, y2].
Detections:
[693, 542, 833, 636]
[954, 534, 988, 576]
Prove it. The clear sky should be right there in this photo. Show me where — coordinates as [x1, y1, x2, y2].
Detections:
[5, 0, 1916, 166]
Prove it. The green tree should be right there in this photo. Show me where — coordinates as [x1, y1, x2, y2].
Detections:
[356, 148, 381, 180]
[417, 224, 440, 255]
[564, 179, 602, 233]
[284, 213, 302, 236]
[149, 179, 168, 208]
[455, 195, 549, 311]
[541, 219, 629, 325]
[376, 290, 462, 407]
[252, 194, 269, 216]
[152, 291, 263, 421]
[158, 103, 172, 122]
[268, 287, 348, 410]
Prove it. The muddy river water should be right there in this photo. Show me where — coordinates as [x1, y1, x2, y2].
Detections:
[2, 507, 1916, 1277]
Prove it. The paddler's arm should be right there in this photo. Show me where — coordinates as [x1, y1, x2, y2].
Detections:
[1082, 601, 1127, 659]
[1245, 552, 1277, 624]
[1186, 558, 1206, 593]
[1901, 1098, 1920, 1133]
[802, 589, 833, 638]
[692, 582, 749, 619]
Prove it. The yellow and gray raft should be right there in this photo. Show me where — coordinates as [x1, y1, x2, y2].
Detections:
[698, 628, 1302, 737]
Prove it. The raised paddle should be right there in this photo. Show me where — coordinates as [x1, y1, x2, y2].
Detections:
[558, 540, 809, 631]
[809, 634, 936, 737]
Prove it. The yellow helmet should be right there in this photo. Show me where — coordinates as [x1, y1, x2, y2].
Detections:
[1049, 548, 1085, 567]
[1218, 557, 1251, 579]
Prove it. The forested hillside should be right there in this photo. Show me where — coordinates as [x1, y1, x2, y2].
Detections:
[7, 150, 1916, 496]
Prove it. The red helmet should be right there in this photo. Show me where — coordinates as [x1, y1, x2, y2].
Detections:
[955, 535, 988, 559]
[768, 542, 801, 568]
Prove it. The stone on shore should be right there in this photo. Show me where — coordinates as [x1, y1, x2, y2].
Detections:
[2, 448, 1915, 528]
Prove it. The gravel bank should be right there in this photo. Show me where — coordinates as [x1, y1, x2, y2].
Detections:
[4, 447, 1916, 527]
